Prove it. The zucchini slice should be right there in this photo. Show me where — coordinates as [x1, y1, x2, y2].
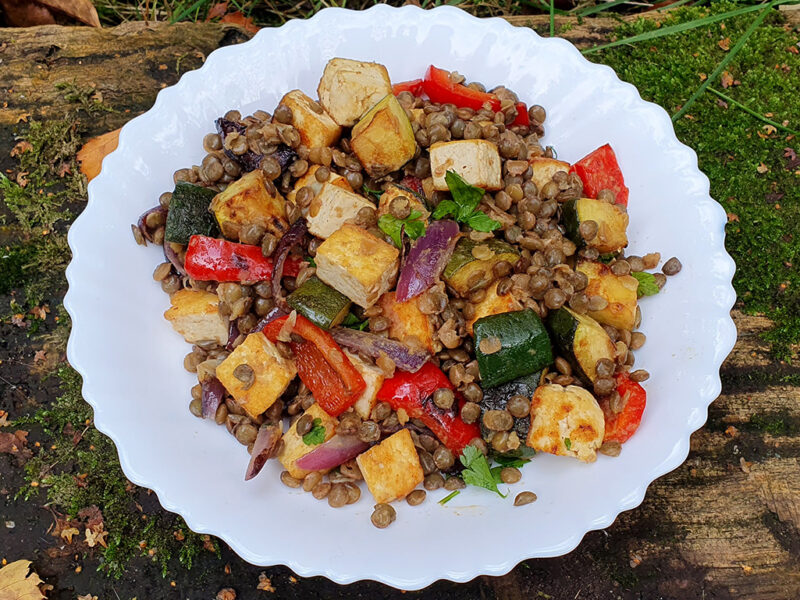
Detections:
[546, 307, 615, 383]
[286, 276, 352, 329]
[473, 309, 553, 389]
[576, 260, 639, 331]
[443, 238, 519, 296]
[164, 182, 219, 245]
[480, 371, 543, 441]
[562, 197, 628, 254]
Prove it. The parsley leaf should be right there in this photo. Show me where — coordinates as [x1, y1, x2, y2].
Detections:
[564, 437, 572, 451]
[341, 312, 369, 331]
[305, 256, 317, 268]
[459, 445, 508, 497]
[492, 454, 533, 469]
[438, 490, 461, 505]
[432, 171, 501, 232]
[362, 184, 383, 200]
[378, 210, 426, 248]
[302, 418, 326, 446]
[631, 271, 660, 298]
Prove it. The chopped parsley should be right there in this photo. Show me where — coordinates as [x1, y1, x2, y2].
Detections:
[378, 210, 426, 248]
[432, 171, 501, 232]
[362, 184, 383, 200]
[302, 418, 326, 446]
[341, 312, 369, 331]
[305, 256, 316, 268]
[631, 271, 660, 297]
[564, 437, 572, 451]
[459, 445, 507, 497]
[438, 490, 461, 505]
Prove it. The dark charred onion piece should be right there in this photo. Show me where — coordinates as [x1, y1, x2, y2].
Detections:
[294, 434, 369, 471]
[331, 327, 430, 373]
[249, 307, 287, 334]
[201, 377, 225, 419]
[273, 144, 299, 172]
[225, 320, 240, 351]
[137, 206, 167, 243]
[270, 219, 307, 312]
[396, 220, 459, 302]
[163, 241, 187, 276]
[244, 423, 283, 481]
[215, 117, 264, 172]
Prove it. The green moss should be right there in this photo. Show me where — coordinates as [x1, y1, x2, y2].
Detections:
[590, 2, 800, 360]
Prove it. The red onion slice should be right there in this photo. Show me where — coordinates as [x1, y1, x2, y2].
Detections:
[331, 327, 430, 373]
[396, 219, 459, 302]
[163, 241, 187, 276]
[270, 219, 307, 313]
[245, 423, 283, 481]
[201, 377, 225, 419]
[294, 434, 368, 471]
[249, 307, 287, 334]
[136, 206, 167, 244]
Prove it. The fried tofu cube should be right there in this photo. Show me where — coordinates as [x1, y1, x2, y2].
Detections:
[306, 184, 376, 239]
[378, 292, 436, 353]
[163, 289, 228, 345]
[351, 94, 417, 178]
[286, 165, 352, 206]
[377, 184, 429, 221]
[465, 280, 523, 335]
[215, 332, 297, 420]
[576, 260, 639, 331]
[357, 429, 424, 503]
[278, 89, 342, 149]
[315, 224, 400, 308]
[429, 140, 502, 191]
[528, 158, 570, 192]
[526, 384, 605, 463]
[277, 403, 338, 479]
[317, 58, 392, 127]
[344, 350, 385, 419]
[210, 170, 288, 240]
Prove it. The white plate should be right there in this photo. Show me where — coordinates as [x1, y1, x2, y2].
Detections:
[65, 5, 736, 590]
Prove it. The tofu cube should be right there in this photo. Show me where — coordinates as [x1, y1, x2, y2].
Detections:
[278, 89, 342, 149]
[351, 94, 417, 178]
[315, 224, 400, 308]
[163, 289, 228, 345]
[286, 165, 352, 206]
[317, 58, 392, 127]
[356, 429, 424, 504]
[344, 350, 385, 419]
[526, 384, 605, 463]
[576, 260, 639, 331]
[306, 183, 376, 239]
[429, 140, 502, 191]
[465, 280, 523, 335]
[278, 403, 338, 479]
[210, 170, 288, 240]
[215, 332, 297, 420]
[528, 158, 570, 192]
[378, 292, 436, 353]
[377, 184, 429, 221]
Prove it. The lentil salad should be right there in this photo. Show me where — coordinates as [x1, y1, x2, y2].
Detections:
[133, 58, 681, 528]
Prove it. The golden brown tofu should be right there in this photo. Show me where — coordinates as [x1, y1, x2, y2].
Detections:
[356, 429, 424, 503]
[278, 403, 338, 479]
[215, 332, 297, 420]
[351, 94, 417, 178]
[210, 170, 288, 239]
[465, 280, 523, 335]
[315, 224, 400, 308]
[317, 58, 392, 127]
[344, 350, 385, 419]
[377, 184, 429, 221]
[286, 165, 352, 207]
[526, 384, 604, 463]
[378, 292, 436, 353]
[278, 89, 342, 149]
[429, 140, 502, 191]
[576, 261, 639, 331]
[528, 158, 570, 192]
[306, 184, 376, 239]
[163, 289, 228, 345]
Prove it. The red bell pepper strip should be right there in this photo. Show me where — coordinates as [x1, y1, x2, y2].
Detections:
[262, 314, 366, 417]
[510, 102, 529, 127]
[376, 362, 481, 455]
[392, 78, 424, 96]
[569, 143, 630, 206]
[600, 373, 646, 443]
[422, 65, 502, 112]
[184, 235, 303, 282]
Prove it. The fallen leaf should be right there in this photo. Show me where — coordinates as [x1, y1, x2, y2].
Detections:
[216, 589, 236, 600]
[56, 162, 72, 178]
[77, 505, 104, 530]
[219, 11, 259, 34]
[698, 73, 707, 81]
[724, 425, 739, 437]
[76, 595, 98, 600]
[721, 71, 734, 89]
[0, 0, 56, 26]
[762, 124, 777, 136]
[77, 128, 119, 182]
[789, 45, 799, 55]
[0, 560, 46, 600]
[716, 99, 729, 109]
[256, 572, 275, 592]
[37, 0, 100, 26]
[16, 112, 31, 123]
[10, 141, 32, 158]
[29, 305, 49, 320]
[84, 524, 108, 548]
[726, 213, 739, 223]
[756, 162, 769, 174]
[718, 37, 731, 51]
[0, 411, 8, 427]
[205, 2, 228, 20]
[16, 171, 28, 187]
[33, 351, 46, 364]
[0, 430, 28, 454]
[59, 526, 80, 544]
[11, 314, 27, 328]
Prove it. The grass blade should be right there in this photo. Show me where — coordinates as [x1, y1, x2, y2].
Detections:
[656, 0, 696, 11]
[170, 0, 209, 23]
[672, 1, 776, 121]
[577, 0, 636, 18]
[707, 87, 800, 135]
[581, 2, 772, 54]
[550, 0, 555, 36]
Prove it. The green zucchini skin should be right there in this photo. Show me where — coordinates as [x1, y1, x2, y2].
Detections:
[546, 307, 615, 383]
[286, 276, 351, 329]
[480, 371, 542, 440]
[473, 309, 553, 389]
[443, 238, 517, 280]
[164, 182, 219, 245]
[562, 199, 581, 247]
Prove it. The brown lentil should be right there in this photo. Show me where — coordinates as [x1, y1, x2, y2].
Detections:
[327, 483, 349, 508]
[433, 446, 455, 470]
[483, 410, 514, 431]
[507, 395, 531, 418]
[599, 441, 622, 457]
[357, 420, 381, 443]
[312, 481, 332, 499]
[423, 473, 445, 490]
[461, 402, 481, 424]
[630, 369, 650, 382]
[303, 471, 323, 492]
[514, 491, 537, 506]
[663, 257, 682, 275]
[371, 503, 396, 529]
[406, 489, 427, 506]
[500, 467, 522, 484]
[280, 471, 302, 488]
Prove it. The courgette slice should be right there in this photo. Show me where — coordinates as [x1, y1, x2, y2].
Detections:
[286, 276, 352, 329]
[576, 260, 639, 331]
[443, 238, 519, 296]
[562, 197, 628, 254]
[164, 182, 219, 245]
[546, 307, 615, 383]
[473, 309, 553, 389]
[480, 371, 543, 440]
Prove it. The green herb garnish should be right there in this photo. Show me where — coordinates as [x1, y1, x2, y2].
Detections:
[377, 210, 426, 248]
[302, 418, 326, 446]
[341, 312, 369, 331]
[362, 184, 383, 200]
[631, 271, 660, 298]
[564, 437, 572, 451]
[433, 171, 501, 232]
[305, 256, 317, 268]
[492, 454, 533, 469]
[438, 490, 461, 505]
[459, 445, 507, 497]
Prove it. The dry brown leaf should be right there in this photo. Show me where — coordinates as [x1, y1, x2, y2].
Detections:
[0, 411, 9, 428]
[0, 0, 56, 26]
[698, 73, 707, 81]
[10, 141, 32, 158]
[0, 560, 46, 600]
[84, 525, 108, 548]
[77, 129, 119, 182]
[762, 124, 777, 136]
[256, 573, 275, 592]
[756, 162, 769, 174]
[76, 595, 97, 600]
[205, 1, 229, 21]
[59, 526, 80, 544]
[726, 213, 739, 223]
[0, 430, 28, 454]
[219, 11, 259, 34]
[718, 37, 731, 51]
[720, 71, 735, 89]
[37, 0, 100, 26]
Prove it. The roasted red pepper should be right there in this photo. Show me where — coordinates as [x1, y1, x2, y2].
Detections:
[376, 362, 481, 455]
[569, 143, 630, 206]
[263, 314, 366, 417]
[600, 373, 646, 443]
[392, 78, 424, 96]
[510, 102, 529, 127]
[184, 235, 303, 282]
[422, 65, 502, 112]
